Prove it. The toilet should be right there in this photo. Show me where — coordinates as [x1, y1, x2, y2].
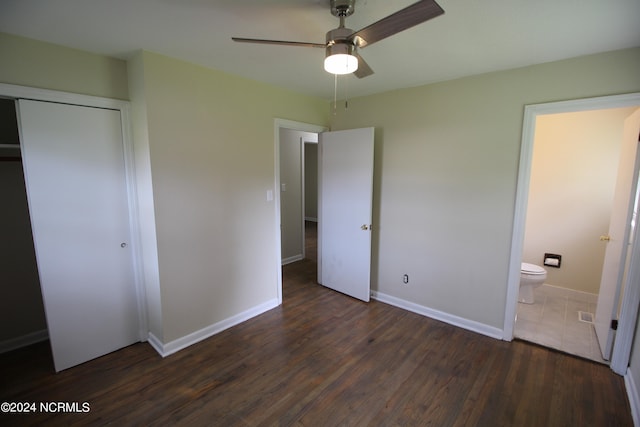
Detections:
[519, 262, 547, 304]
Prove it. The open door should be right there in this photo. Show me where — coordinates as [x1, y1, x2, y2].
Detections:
[594, 130, 640, 360]
[319, 127, 374, 302]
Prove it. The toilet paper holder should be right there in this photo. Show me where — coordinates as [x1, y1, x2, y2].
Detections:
[543, 253, 562, 268]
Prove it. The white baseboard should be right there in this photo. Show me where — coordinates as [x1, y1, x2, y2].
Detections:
[147, 298, 280, 358]
[0, 329, 49, 354]
[147, 332, 165, 357]
[282, 254, 303, 265]
[371, 291, 503, 340]
[625, 368, 640, 427]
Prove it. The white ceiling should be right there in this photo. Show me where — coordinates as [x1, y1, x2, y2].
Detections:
[1, 0, 639, 100]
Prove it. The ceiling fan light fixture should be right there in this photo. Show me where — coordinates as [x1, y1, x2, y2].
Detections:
[233, 0, 445, 79]
[324, 43, 358, 75]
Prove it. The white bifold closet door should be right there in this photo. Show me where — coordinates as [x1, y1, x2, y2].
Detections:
[17, 99, 140, 372]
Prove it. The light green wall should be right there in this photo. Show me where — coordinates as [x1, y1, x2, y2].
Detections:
[330, 47, 640, 329]
[0, 32, 128, 99]
[130, 51, 329, 342]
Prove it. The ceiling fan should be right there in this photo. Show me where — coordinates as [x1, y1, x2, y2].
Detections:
[232, 0, 444, 78]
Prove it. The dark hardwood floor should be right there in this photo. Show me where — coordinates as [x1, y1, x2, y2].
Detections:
[0, 225, 633, 425]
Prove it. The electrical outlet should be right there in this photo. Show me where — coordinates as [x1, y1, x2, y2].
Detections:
[403, 274, 409, 284]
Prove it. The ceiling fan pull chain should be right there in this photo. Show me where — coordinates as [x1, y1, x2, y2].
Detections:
[344, 74, 349, 111]
[333, 73, 338, 115]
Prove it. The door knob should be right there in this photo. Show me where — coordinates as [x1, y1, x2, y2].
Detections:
[361, 224, 370, 230]
[121, 242, 128, 248]
[600, 235, 611, 241]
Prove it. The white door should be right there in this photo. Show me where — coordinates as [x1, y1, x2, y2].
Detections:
[319, 128, 374, 302]
[18, 99, 140, 372]
[594, 140, 640, 360]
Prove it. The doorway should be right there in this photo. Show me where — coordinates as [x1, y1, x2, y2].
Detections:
[505, 92, 640, 374]
[275, 120, 376, 303]
[279, 128, 319, 266]
[278, 128, 320, 295]
[513, 107, 639, 363]
[274, 119, 326, 304]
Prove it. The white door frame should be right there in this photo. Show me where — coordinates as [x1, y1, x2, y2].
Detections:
[504, 92, 640, 375]
[0, 83, 150, 342]
[274, 119, 327, 304]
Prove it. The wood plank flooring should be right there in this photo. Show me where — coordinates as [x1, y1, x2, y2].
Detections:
[0, 251, 634, 425]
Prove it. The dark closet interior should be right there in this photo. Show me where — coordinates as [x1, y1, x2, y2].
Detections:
[0, 98, 47, 351]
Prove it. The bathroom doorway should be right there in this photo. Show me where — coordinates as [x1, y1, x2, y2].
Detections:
[505, 93, 640, 370]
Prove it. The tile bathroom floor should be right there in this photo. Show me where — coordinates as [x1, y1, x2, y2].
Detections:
[514, 284, 607, 364]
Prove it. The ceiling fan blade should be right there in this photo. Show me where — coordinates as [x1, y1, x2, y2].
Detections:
[232, 37, 325, 48]
[350, 0, 444, 48]
[353, 52, 374, 78]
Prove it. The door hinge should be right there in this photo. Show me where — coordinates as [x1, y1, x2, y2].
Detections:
[611, 319, 618, 330]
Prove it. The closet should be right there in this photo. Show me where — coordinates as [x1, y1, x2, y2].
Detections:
[0, 98, 47, 353]
[1, 92, 143, 372]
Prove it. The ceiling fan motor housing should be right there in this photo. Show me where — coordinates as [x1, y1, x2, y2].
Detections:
[325, 40, 355, 57]
[326, 26, 353, 46]
[326, 26, 356, 58]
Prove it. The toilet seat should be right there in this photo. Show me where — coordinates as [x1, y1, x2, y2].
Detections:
[521, 262, 546, 275]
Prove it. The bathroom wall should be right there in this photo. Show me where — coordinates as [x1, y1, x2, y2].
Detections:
[523, 108, 637, 294]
